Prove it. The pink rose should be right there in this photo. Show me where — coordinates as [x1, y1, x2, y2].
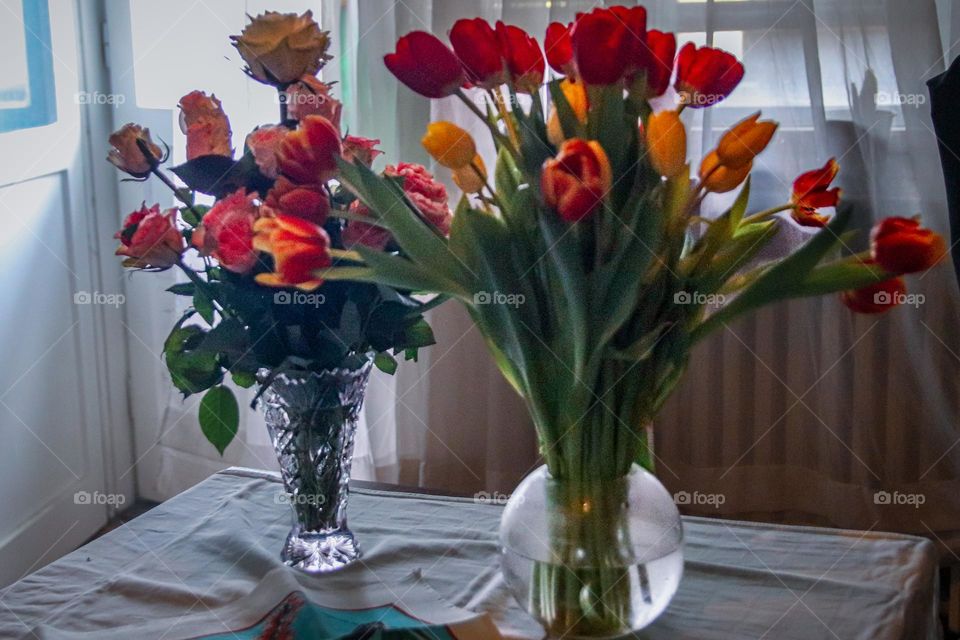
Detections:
[285, 75, 342, 127]
[341, 135, 382, 167]
[245, 125, 288, 179]
[115, 203, 184, 269]
[342, 201, 392, 250]
[387, 162, 452, 236]
[179, 91, 233, 160]
[193, 189, 259, 274]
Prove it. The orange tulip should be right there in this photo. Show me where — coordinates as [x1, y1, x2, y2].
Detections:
[277, 115, 342, 185]
[840, 272, 906, 314]
[541, 139, 612, 222]
[547, 78, 589, 146]
[646, 110, 687, 179]
[716, 112, 778, 170]
[791, 158, 841, 227]
[870, 216, 946, 274]
[253, 214, 332, 290]
[699, 151, 751, 193]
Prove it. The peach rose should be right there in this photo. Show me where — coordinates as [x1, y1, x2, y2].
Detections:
[193, 189, 260, 274]
[263, 176, 329, 224]
[115, 203, 184, 269]
[341, 136, 382, 167]
[179, 91, 233, 160]
[107, 123, 162, 177]
[231, 11, 331, 86]
[245, 125, 288, 179]
[285, 75, 342, 127]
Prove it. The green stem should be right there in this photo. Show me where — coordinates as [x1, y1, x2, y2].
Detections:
[742, 203, 792, 225]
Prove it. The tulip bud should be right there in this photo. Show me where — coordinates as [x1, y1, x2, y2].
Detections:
[422, 121, 477, 170]
[717, 112, 778, 170]
[253, 215, 332, 291]
[699, 151, 751, 193]
[541, 139, 612, 222]
[385, 31, 465, 99]
[791, 158, 841, 227]
[646, 110, 687, 179]
[870, 216, 946, 274]
[453, 155, 487, 194]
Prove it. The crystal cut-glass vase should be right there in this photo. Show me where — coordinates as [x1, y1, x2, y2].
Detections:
[259, 360, 372, 573]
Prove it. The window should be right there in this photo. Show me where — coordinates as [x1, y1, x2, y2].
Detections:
[0, 0, 56, 133]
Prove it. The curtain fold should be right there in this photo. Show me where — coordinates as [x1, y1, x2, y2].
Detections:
[336, 0, 960, 553]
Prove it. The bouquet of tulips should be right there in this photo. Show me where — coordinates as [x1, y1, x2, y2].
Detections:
[107, 11, 444, 454]
[313, 6, 947, 635]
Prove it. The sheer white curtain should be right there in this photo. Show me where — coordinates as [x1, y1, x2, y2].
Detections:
[326, 0, 960, 550]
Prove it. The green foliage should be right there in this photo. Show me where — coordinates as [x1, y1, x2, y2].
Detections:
[198, 386, 239, 455]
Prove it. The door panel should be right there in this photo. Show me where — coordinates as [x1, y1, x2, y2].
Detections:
[0, 0, 121, 586]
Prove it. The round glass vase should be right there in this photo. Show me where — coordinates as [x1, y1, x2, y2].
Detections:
[259, 359, 372, 574]
[499, 464, 683, 638]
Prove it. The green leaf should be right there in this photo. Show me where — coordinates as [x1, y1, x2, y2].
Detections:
[198, 386, 239, 455]
[163, 323, 223, 396]
[374, 352, 398, 375]
[231, 369, 257, 388]
[193, 288, 215, 324]
[170, 152, 272, 199]
[494, 146, 522, 207]
[549, 78, 585, 143]
[796, 259, 892, 296]
[166, 282, 196, 296]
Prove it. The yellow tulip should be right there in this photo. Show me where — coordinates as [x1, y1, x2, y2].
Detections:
[453, 155, 487, 194]
[421, 121, 476, 169]
[646, 110, 687, 179]
[699, 151, 751, 193]
[716, 112, 778, 170]
[547, 78, 589, 146]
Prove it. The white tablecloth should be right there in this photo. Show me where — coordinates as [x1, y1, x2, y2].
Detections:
[0, 468, 939, 639]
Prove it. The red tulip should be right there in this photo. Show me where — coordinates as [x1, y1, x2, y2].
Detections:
[870, 216, 946, 274]
[544, 22, 574, 75]
[277, 115, 342, 185]
[791, 158, 841, 227]
[264, 177, 329, 225]
[253, 214, 332, 291]
[450, 18, 506, 89]
[495, 22, 545, 94]
[610, 5, 648, 78]
[642, 30, 677, 97]
[840, 272, 906, 314]
[675, 42, 744, 108]
[541, 138, 613, 222]
[385, 31, 464, 98]
[570, 8, 631, 85]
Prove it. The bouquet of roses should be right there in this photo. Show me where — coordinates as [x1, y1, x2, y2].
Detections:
[107, 11, 444, 454]
[311, 6, 947, 635]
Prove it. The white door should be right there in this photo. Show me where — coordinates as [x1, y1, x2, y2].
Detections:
[0, 0, 131, 586]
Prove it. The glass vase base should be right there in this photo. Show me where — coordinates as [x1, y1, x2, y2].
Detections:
[281, 527, 360, 573]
